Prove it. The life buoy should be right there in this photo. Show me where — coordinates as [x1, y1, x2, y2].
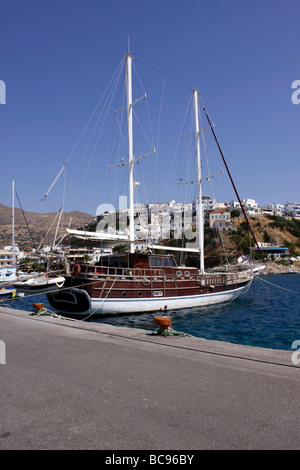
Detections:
[72, 264, 81, 275]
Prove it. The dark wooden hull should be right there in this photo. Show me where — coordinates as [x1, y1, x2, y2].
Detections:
[47, 265, 253, 315]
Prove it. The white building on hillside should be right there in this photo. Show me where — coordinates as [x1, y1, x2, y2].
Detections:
[192, 196, 215, 213]
[229, 198, 260, 216]
[261, 203, 284, 216]
[284, 202, 300, 218]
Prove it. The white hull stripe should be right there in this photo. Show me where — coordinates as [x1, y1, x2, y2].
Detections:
[86, 282, 251, 315]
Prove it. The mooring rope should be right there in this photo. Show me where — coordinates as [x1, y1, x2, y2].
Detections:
[255, 274, 300, 295]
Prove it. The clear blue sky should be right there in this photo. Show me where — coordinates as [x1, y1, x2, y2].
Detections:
[1, 0, 300, 217]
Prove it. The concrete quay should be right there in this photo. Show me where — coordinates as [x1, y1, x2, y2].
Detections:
[0, 305, 299, 450]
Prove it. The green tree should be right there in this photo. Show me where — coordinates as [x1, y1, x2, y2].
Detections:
[231, 209, 241, 219]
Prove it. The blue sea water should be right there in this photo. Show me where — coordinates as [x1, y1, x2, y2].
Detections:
[1, 274, 300, 351]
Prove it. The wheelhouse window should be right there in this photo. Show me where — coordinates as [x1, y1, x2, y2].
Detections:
[149, 257, 162, 267]
[98, 254, 127, 267]
[149, 256, 176, 267]
[163, 257, 176, 267]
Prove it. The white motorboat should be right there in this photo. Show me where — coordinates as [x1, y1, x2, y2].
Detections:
[13, 274, 66, 294]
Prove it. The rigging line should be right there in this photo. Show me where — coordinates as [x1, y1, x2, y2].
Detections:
[15, 191, 37, 251]
[132, 107, 155, 150]
[11, 183, 41, 237]
[115, 165, 128, 210]
[198, 278, 254, 315]
[256, 275, 300, 295]
[59, 165, 67, 240]
[155, 74, 166, 202]
[66, 55, 125, 167]
[160, 93, 193, 203]
[178, 97, 197, 188]
[178, 140, 193, 184]
[185, 140, 193, 204]
[112, 85, 128, 208]
[80, 58, 125, 170]
[0, 275, 98, 304]
[228, 232, 250, 254]
[211, 232, 250, 270]
[198, 93, 264, 261]
[254, 275, 273, 295]
[199, 102, 231, 266]
[199, 103, 214, 198]
[111, 75, 127, 163]
[134, 56, 194, 91]
[37, 208, 62, 251]
[43, 57, 125, 202]
[114, 105, 128, 157]
[136, 159, 149, 206]
[178, 100, 195, 181]
[218, 233, 231, 268]
[132, 61, 155, 147]
[81, 278, 118, 321]
[77, 60, 125, 211]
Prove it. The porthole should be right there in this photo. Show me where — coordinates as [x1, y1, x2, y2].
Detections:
[122, 291, 127, 297]
[153, 291, 163, 297]
[138, 291, 142, 297]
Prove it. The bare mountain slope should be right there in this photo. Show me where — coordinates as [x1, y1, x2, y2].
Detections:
[0, 203, 93, 250]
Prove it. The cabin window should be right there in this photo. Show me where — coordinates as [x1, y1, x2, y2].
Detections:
[149, 257, 162, 267]
[163, 258, 176, 267]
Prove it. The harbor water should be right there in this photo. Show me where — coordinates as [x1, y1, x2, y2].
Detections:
[1, 274, 300, 351]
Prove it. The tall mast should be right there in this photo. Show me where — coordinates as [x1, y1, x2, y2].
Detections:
[126, 54, 135, 254]
[12, 180, 16, 266]
[193, 89, 204, 272]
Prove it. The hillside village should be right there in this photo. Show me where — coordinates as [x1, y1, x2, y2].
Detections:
[1, 197, 300, 273]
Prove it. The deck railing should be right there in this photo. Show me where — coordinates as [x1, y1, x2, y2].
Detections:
[72, 263, 253, 287]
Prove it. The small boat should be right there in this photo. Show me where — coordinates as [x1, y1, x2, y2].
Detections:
[0, 266, 18, 283]
[13, 274, 66, 294]
[0, 285, 16, 298]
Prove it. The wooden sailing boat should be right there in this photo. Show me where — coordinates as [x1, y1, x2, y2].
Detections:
[47, 53, 256, 316]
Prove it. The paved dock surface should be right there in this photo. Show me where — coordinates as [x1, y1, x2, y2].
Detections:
[0, 306, 299, 450]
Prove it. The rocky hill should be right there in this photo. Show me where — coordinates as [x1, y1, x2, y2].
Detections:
[209, 213, 300, 272]
[226, 214, 300, 251]
[0, 203, 94, 251]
